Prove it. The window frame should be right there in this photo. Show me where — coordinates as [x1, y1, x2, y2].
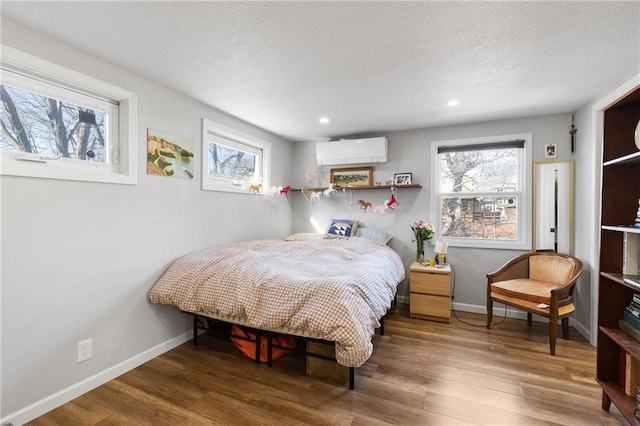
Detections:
[201, 118, 271, 194]
[0, 45, 137, 185]
[430, 133, 532, 250]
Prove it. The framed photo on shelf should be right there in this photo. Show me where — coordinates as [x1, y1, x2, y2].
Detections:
[394, 172, 412, 185]
[330, 166, 373, 187]
[544, 144, 557, 159]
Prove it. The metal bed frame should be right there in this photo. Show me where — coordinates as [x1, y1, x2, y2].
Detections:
[186, 312, 387, 390]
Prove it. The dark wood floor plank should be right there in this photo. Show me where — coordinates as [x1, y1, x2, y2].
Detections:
[81, 379, 215, 425]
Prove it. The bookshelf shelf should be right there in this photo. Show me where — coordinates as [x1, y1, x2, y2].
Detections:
[601, 326, 640, 360]
[596, 379, 639, 425]
[601, 272, 640, 291]
[602, 225, 640, 234]
[603, 150, 640, 167]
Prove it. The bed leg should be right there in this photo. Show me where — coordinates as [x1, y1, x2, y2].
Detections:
[379, 317, 385, 336]
[267, 332, 273, 367]
[193, 315, 199, 346]
[349, 367, 355, 390]
[255, 330, 261, 364]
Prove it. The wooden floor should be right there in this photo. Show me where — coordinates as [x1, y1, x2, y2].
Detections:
[28, 306, 625, 425]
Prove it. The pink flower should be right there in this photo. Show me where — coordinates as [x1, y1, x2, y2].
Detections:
[410, 220, 434, 242]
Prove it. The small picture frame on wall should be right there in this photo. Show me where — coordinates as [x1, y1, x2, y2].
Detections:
[394, 172, 412, 185]
[544, 144, 557, 159]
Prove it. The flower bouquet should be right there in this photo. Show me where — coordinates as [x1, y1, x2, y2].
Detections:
[411, 220, 434, 264]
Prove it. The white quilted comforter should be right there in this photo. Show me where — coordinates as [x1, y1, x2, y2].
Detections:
[148, 237, 405, 366]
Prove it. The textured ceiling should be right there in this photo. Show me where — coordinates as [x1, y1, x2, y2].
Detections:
[1, 1, 639, 142]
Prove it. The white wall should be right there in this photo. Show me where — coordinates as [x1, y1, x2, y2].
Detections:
[572, 101, 598, 342]
[0, 20, 293, 423]
[291, 114, 577, 314]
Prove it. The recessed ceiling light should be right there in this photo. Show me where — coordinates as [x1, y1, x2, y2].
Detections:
[319, 117, 330, 124]
[446, 99, 460, 107]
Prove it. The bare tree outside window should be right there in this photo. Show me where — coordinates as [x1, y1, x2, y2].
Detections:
[0, 85, 107, 162]
[439, 147, 520, 241]
[208, 142, 257, 182]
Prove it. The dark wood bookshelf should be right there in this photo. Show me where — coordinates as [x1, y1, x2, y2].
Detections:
[597, 82, 640, 422]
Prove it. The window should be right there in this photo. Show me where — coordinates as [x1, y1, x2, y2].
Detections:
[430, 133, 532, 249]
[0, 45, 137, 184]
[201, 118, 271, 193]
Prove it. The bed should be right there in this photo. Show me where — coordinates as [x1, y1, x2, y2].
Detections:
[148, 235, 405, 386]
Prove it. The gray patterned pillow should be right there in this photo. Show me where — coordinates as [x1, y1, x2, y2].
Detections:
[355, 228, 393, 245]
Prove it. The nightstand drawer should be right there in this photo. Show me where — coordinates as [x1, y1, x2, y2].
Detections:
[410, 293, 451, 321]
[411, 272, 450, 296]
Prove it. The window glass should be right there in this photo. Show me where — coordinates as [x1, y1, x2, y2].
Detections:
[439, 148, 519, 193]
[440, 195, 518, 240]
[207, 137, 260, 183]
[201, 119, 271, 193]
[432, 134, 531, 249]
[1, 84, 110, 163]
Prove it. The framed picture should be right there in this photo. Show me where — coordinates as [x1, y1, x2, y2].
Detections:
[330, 166, 373, 187]
[394, 172, 412, 185]
[544, 144, 557, 159]
[147, 128, 195, 179]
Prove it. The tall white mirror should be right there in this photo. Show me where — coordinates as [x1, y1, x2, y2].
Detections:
[533, 160, 574, 254]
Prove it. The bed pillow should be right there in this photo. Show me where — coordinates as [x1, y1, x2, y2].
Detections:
[284, 233, 324, 241]
[355, 227, 393, 245]
[325, 218, 359, 238]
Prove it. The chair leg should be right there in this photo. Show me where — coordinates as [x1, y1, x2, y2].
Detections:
[527, 313, 532, 327]
[549, 320, 557, 355]
[486, 298, 493, 328]
[562, 318, 570, 339]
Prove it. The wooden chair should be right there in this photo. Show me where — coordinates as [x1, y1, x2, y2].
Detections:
[486, 252, 584, 355]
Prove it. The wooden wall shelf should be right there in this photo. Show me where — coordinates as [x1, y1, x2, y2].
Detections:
[292, 184, 422, 191]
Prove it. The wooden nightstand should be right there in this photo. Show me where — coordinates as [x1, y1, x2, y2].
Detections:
[409, 262, 452, 323]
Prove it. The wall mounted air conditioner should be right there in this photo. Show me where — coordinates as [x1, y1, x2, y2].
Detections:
[316, 137, 388, 165]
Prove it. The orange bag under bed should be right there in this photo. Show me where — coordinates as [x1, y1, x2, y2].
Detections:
[230, 325, 296, 363]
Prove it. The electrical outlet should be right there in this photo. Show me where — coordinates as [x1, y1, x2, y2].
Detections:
[77, 338, 92, 363]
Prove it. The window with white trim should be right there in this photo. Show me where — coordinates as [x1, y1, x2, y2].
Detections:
[0, 46, 137, 184]
[201, 118, 271, 193]
[430, 133, 532, 250]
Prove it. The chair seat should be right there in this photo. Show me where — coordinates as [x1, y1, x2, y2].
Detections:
[490, 278, 558, 304]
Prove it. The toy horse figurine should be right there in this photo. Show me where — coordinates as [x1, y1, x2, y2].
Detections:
[302, 188, 314, 199]
[280, 185, 291, 197]
[310, 191, 322, 203]
[248, 183, 262, 194]
[357, 199, 372, 212]
[385, 193, 398, 210]
[323, 183, 336, 197]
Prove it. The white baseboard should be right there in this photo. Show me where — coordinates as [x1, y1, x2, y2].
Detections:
[453, 301, 592, 342]
[2, 330, 193, 426]
[398, 298, 592, 344]
[571, 318, 592, 343]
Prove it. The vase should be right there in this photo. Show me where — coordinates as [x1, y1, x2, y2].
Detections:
[416, 239, 425, 264]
